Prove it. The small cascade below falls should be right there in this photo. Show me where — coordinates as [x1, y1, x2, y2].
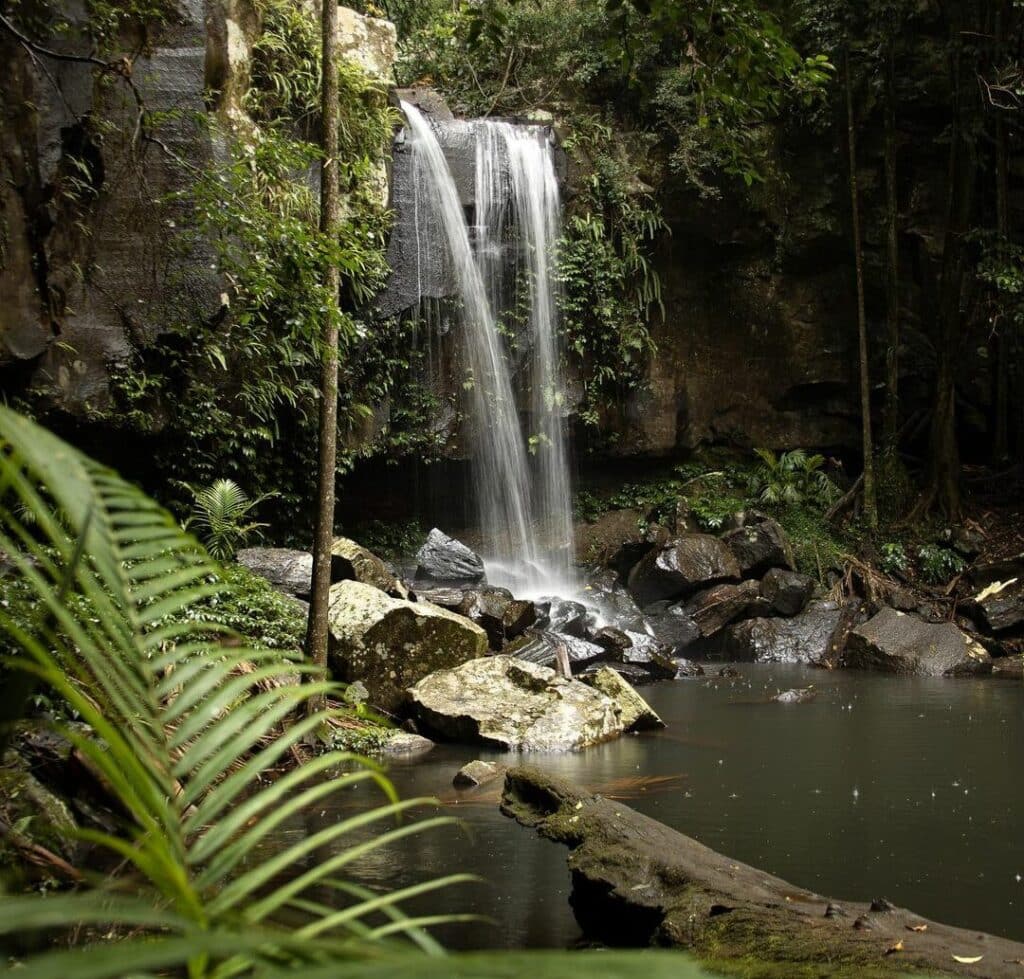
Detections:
[399, 102, 573, 596]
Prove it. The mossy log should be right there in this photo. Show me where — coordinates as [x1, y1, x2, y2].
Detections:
[501, 766, 1024, 978]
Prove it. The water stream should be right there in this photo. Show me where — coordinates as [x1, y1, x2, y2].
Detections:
[400, 103, 573, 597]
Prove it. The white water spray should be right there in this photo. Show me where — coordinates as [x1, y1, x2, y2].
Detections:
[400, 102, 573, 596]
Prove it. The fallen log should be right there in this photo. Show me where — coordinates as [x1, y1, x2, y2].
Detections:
[501, 766, 1024, 978]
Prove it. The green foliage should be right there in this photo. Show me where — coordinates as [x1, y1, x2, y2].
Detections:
[0, 408, 468, 974]
[556, 117, 665, 417]
[184, 563, 308, 653]
[104, 10, 402, 527]
[774, 504, 849, 579]
[395, 0, 829, 436]
[916, 544, 967, 585]
[345, 519, 428, 560]
[879, 541, 909, 577]
[748, 449, 840, 507]
[183, 479, 273, 561]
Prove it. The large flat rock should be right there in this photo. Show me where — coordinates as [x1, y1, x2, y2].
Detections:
[408, 656, 624, 751]
[843, 607, 992, 676]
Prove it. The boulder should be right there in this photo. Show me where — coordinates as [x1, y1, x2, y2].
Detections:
[627, 535, 741, 607]
[331, 537, 409, 599]
[843, 607, 992, 677]
[584, 569, 649, 631]
[580, 661, 655, 686]
[454, 587, 536, 649]
[642, 601, 701, 652]
[591, 626, 633, 656]
[966, 574, 1024, 634]
[695, 600, 843, 665]
[415, 528, 485, 583]
[545, 598, 595, 638]
[674, 658, 705, 678]
[687, 580, 767, 638]
[408, 656, 624, 751]
[582, 666, 665, 732]
[453, 759, 505, 788]
[721, 512, 795, 577]
[506, 630, 606, 672]
[772, 687, 817, 704]
[992, 654, 1024, 678]
[618, 631, 677, 680]
[236, 547, 312, 598]
[327, 580, 488, 714]
[760, 568, 815, 616]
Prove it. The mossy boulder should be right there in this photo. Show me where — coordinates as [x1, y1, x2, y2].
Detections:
[408, 656, 624, 751]
[331, 536, 409, 599]
[582, 666, 664, 732]
[327, 580, 488, 714]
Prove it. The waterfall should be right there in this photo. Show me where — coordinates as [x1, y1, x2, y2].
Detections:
[399, 102, 573, 596]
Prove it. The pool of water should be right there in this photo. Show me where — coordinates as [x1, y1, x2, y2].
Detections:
[292, 664, 1024, 949]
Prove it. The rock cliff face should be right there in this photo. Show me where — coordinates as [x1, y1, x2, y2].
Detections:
[1, 7, 992, 463]
[0, 1, 395, 416]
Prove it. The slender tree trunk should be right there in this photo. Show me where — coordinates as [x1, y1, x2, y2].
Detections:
[929, 12, 976, 520]
[993, 0, 1011, 462]
[845, 49, 878, 529]
[882, 33, 900, 452]
[306, 0, 341, 711]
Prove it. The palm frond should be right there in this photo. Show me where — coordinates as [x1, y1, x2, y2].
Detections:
[0, 408, 468, 976]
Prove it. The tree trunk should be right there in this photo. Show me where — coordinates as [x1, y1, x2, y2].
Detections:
[928, 12, 976, 520]
[993, 0, 1011, 462]
[882, 33, 900, 452]
[306, 0, 341, 711]
[845, 49, 878, 529]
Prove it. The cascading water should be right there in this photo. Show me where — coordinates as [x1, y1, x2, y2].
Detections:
[399, 102, 573, 596]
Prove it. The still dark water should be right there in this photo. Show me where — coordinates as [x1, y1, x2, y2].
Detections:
[295, 665, 1024, 949]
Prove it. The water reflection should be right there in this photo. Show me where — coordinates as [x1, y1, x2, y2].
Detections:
[278, 664, 1024, 949]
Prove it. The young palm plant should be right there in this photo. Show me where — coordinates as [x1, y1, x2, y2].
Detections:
[184, 478, 273, 560]
[0, 408, 473, 977]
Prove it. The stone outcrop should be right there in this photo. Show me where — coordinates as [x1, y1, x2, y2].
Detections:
[327, 580, 487, 713]
[721, 511, 795, 578]
[331, 537, 409, 599]
[694, 600, 843, 665]
[687, 579, 767, 638]
[581, 666, 664, 732]
[237, 547, 313, 598]
[965, 556, 1024, 634]
[627, 535, 741, 607]
[843, 607, 992, 677]
[453, 759, 505, 788]
[760, 567, 815, 616]
[408, 656, 624, 751]
[415, 528, 486, 583]
[501, 767, 1024, 977]
[1, 3, 395, 417]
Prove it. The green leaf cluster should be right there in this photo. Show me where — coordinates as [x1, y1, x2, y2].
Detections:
[0, 408, 469, 975]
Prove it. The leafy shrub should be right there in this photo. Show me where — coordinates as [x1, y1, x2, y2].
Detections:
[184, 479, 273, 560]
[917, 544, 967, 585]
[748, 449, 840, 507]
[879, 542, 909, 577]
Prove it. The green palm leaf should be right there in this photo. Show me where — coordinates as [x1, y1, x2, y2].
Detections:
[0, 408, 469, 976]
